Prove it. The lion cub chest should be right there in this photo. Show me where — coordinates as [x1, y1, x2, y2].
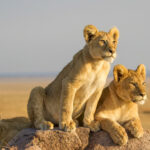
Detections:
[82, 70, 106, 94]
[73, 61, 110, 114]
[118, 103, 139, 124]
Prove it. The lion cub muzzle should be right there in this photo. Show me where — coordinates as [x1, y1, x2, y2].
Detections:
[132, 94, 147, 105]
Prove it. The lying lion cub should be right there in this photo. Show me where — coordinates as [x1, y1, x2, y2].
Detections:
[27, 25, 119, 132]
[95, 64, 147, 145]
[0, 117, 30, 147]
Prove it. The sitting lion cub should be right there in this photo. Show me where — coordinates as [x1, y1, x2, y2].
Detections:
[27, 25, 119, 132]
[95, 64, 147, 145]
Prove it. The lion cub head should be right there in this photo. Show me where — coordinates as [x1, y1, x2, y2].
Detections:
[113, 64, 147, 104]
[83, 25, 119, 63]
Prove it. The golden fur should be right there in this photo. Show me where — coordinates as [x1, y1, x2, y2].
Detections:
[0, 117, 30, 148]
[27, 25, 119, 132]
[95, 64, 147, 145]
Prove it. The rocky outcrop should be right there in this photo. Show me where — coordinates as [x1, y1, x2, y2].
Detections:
[86, 130, 150, 150]
[6, 128, 150, 150]
[8, 127, 90, 150]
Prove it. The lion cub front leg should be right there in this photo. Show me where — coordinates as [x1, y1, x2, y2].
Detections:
[59, 78, 80, 132]
[124, 118, 143, 138]
[100, 118, 128, 145]
[83, 91, 101, 132]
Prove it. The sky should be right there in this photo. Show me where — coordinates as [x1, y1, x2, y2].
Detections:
[0, 0, 149, 76]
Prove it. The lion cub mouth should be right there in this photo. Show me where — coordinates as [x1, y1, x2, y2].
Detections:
[104, 53, 116, 63]
[104, 56, 115, 63]
[132, 99, 145, 105]
[132, 95, 147, 105]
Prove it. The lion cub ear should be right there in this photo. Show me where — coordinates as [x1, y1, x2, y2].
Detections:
[83, 25, 99, 43]
[109, 27, 119, 41]
[136, 64, 146, 80]
[113, 64, 128, 82]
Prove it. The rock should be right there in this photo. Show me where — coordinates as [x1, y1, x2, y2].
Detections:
[7, 128, 150, 150]
[8, 127, 90, 150]
[86, 130, 150, 150]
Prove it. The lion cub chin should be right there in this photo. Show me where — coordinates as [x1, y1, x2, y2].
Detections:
[95, 64, 147, 145]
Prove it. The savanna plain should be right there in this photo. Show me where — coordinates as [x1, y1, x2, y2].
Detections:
[0, 77, 150, 129]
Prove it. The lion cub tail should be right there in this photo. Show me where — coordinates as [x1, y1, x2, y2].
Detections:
[0, 117, 31, 147]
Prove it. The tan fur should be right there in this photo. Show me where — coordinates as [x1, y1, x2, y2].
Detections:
[0, 117, 30, 148]
[95, 64, 147, 145]
[27, 25, 119, 132]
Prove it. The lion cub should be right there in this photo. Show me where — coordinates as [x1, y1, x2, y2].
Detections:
[0, 117, 30, 147]
[95, 64, 147, 145]
[27, 25, 119, 132]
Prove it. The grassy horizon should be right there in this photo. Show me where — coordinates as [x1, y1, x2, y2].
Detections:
[0, 77, 150, 129]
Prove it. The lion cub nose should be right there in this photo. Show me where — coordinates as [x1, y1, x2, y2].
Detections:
[139, 93, 145, 97]
[109, 49, 113, 54]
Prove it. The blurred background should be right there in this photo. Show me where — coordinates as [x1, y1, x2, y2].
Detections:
[0, 0, 149, 129]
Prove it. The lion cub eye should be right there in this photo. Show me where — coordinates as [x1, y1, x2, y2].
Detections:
[99, 40, 106, 46]
[130, 82, 137, 87]
[142, 82, 146, 86]
[113, 41, 116, 44]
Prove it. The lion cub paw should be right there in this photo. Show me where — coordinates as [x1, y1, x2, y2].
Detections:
[130, 127, 144, 138]
[124, 120, 144, 138]
[35, 121, 54, 130]
[60, 120, 76, 132]
[111, 127, 128, 145]
[84, 120, 100, 132]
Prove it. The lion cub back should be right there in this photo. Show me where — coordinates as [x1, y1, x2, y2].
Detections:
[0, 117, 30, 147]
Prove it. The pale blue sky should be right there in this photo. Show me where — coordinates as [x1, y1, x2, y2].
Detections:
[0, 0, 149, 76]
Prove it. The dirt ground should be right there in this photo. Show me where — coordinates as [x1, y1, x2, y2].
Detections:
[0, 77, 150, 129]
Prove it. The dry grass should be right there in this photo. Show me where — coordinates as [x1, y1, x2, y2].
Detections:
[0, 77, 53, 118]
[0, 77, 150, 129]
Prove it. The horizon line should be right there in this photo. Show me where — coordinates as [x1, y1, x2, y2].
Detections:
[0, 71, 150, 78]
